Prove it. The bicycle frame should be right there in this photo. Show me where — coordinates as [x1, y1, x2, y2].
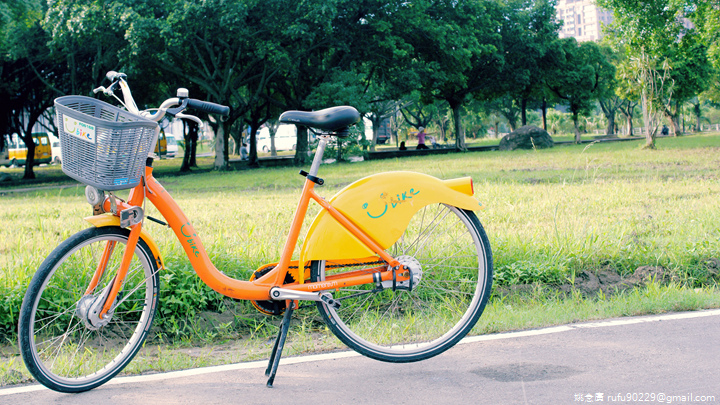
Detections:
[91, 137, 408, 316]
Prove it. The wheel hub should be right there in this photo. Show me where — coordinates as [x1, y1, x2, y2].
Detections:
[75, 293, 115, 330]
[383, 255, 423, 291]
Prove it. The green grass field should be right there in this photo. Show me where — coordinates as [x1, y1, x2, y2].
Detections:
[1, 132, 719, 385]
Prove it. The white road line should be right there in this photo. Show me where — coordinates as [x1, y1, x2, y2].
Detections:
[2, 308, 719, 396]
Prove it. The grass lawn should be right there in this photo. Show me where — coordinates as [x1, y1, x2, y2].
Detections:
[1, 131, 719, 385]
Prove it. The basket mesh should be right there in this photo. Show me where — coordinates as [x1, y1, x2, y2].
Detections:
[55, 96, 158, 191]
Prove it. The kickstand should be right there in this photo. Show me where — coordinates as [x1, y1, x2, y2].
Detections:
[265, 301, 294, 387]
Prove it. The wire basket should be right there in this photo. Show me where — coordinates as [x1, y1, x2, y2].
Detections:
[55, 96, 158, 191]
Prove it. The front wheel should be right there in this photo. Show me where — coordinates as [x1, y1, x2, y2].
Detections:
[311, 204, 493, 362]
[18, 227, 160, 393]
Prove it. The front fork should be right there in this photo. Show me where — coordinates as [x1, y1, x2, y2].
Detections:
[82, 181, 147, 323]
[99, 222, 143, 318]
[78, 222, 142, 327]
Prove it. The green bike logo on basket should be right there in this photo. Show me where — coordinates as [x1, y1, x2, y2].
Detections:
[63, 116, 96, 143]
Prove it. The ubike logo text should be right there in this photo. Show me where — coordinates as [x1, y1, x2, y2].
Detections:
[362, 187, 421, 219]
[180, 223, 201, 257]
[63, 116, 96, 143]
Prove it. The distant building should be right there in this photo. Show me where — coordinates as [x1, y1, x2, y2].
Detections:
[556, 0, 613, 42]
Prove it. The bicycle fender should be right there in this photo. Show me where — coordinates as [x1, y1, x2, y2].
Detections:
[84, 215, 165, 270]
[300, 171, 482, 265]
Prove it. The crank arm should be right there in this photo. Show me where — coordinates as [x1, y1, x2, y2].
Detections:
[269, 287, 341, 309]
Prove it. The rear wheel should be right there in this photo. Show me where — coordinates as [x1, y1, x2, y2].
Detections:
[18, 227, 159, 392]
[311, 204, 492, 362]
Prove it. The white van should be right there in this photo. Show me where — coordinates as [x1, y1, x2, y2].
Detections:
[256, 124, 297, 153]
[48, 132, 62, 164]
[166, 134, 178, 158]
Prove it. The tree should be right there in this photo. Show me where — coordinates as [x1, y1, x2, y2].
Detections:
[483, 96, 521, 132]
[546, 39, 615, 143]
[44, 0, 135, 96]
[263, 0, 384, 165]
[618, 98, 639, 136]
[658, 35, 713, 135]
[598, 0, 713, 144]
[595, 45, 622, 136]
[399, 95, 437, 134]
[128, 0, 279, 170]
[2, 0, 56, 179]
[304, 68, 394, 152]
[691, 1, 720, 73]
[378, 0, 504, 151]
[180, 119, 199, 172]
[500, 0, 561, 127]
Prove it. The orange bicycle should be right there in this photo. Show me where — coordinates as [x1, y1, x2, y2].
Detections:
[18, 72, 493, 392]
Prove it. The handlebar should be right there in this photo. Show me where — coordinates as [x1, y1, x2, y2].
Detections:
[94, 72, 230, 123]
[186, 99, 230, 117]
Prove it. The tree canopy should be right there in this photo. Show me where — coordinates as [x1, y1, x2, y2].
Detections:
[2, 0, 718, 178]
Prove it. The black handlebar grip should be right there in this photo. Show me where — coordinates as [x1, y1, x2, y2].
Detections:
[187, 99, 230, 117]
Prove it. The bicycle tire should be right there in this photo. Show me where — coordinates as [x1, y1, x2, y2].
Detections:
[18, 226, 160, 393]
[311, 204, 493, 362]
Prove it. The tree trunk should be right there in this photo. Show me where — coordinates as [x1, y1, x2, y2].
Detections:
[268, 123, 279, 157]
[507, 115, 518, 132]
[451, 103, 466, 151]
[180, 120, 193, 172]
[541, 99, 548, 131]
[370, 115, 381, 152]
[231, 123, 244, 155]
[667, 113, 681, 137]
[436, 118, 447, 142]
[573, 112, 581, 144]
[213, 121, 230, 170]
[520, 98, 527, 126]
[293, 125, 310, 166]
[23, 139, 36, 180]
[248, 125, 260, 167]
[606, 110, 616, 136]
[190, 131, 198, 167]
[664, 101, 681, 136]
[626, 113, 634, 137]
[641, 93, 656, 148]
[644, 131, 656, 149]
[20, 112, 43, 180]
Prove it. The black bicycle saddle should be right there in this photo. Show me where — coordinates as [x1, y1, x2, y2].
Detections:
[279, 106, 360, 135]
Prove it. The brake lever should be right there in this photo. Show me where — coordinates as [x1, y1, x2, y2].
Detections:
[166, 98, 189, 116]
[93, 81, 121, 97]
[176, 113, 205, 133]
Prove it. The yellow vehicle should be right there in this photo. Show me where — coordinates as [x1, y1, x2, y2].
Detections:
[154, 130, 168, 157]
[5, 133, 52, 167]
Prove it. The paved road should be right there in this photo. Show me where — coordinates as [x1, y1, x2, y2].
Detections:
[2, 310, 719, 405]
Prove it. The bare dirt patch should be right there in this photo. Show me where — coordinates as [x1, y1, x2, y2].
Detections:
[493, 264, 701, 298]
